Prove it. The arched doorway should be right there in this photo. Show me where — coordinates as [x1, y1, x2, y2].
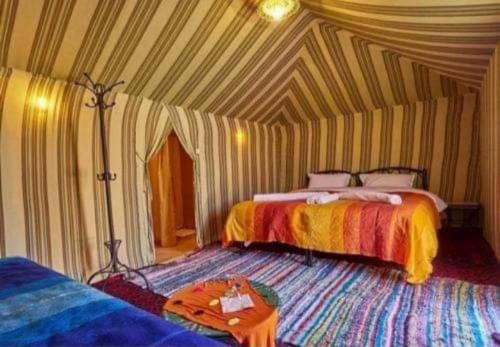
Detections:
[148, 131, 196, 262]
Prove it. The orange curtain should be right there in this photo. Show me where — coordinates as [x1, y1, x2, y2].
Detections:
[148, 136, 177, 247]
[148, 133, 195, 247]
[170, 137, 195, 230]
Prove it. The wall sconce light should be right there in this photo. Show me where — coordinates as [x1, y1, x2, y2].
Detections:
[34, 96, 49, 110]
[236, 130, 245, 144]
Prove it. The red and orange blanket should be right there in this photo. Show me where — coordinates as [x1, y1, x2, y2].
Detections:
[223, 191, 441, 284]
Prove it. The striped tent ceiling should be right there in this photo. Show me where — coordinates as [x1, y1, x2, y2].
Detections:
[0, 0, 498, 124]
[303, 0, 500, 87]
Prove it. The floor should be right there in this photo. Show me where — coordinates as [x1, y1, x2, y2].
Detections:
[95, 228, 499, 318]
[433, 227, 499, 285]
[155, 233, 196, 263]
[94, 228, 499, 346]
[128, 238, 499, 346]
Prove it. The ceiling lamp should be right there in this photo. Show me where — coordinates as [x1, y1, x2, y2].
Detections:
[257, 0, 300, 22]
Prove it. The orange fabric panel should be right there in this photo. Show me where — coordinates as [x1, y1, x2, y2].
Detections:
[168, 133, 196, 230]
[178, 138, 195, 229]
[148, 139, 177, 247]
[148, 133, 196, 247]
[168, 136, 185, 230]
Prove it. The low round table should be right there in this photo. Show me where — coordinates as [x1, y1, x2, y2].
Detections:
[162, 278, 280, 347]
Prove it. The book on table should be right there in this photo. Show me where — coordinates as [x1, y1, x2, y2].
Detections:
[220, 294, 255, 313]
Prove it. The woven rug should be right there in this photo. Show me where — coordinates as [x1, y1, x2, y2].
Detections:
[136, 246, 499, 347]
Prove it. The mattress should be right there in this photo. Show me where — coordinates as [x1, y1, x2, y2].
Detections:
[0, 257, 227, 347]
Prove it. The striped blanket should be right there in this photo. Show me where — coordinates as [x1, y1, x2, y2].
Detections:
[224, 192, 440, 283]
[138, 247, 500, 347]
[0, 257, 226, 347]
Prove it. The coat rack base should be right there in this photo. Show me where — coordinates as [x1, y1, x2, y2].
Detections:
[87, 239, 151, 292]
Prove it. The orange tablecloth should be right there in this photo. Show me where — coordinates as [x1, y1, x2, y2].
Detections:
[163, 279, 278, 347]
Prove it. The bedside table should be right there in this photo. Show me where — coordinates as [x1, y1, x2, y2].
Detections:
[444, 202, 482, 231]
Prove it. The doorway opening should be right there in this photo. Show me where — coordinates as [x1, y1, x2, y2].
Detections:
[148, 132, 196, 263]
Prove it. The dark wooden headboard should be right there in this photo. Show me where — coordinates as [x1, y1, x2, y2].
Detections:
[306, 167, 428, 190]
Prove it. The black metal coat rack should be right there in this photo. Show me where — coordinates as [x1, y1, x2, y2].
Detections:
[76, 73, 150, 291]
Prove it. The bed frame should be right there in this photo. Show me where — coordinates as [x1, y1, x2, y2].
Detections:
[304, 166, 428, 266]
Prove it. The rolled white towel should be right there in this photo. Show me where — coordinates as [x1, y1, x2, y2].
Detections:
[387, 194, 403, 205]
[306, 196, 317, 204]
[307, 193, 340, 204]
[253, 191, 329, 202]
[338, 191, 402, 205]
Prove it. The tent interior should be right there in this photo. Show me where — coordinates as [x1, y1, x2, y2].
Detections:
[0, 1, 499, 346]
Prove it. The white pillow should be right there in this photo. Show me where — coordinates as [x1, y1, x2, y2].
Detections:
[359, 173, 415, 188]
[308, 173, 351, 188]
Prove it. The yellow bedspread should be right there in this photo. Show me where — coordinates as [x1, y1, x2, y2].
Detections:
[223, 192, 440, 284]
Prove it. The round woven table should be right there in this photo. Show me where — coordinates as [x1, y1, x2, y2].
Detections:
[162, 280, 280, 337]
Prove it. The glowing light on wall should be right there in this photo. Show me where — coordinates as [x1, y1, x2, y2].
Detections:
[235, 130, 245, 144]
[257, 0, 300, 22]
[34, 96, 49, 110]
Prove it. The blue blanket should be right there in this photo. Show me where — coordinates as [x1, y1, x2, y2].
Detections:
[0, 257, 227, 347]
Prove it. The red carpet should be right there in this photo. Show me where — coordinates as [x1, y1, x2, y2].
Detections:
[93, 275, 167, 315]
[94, 229, 499, 317]
[433, 228, 500, 286]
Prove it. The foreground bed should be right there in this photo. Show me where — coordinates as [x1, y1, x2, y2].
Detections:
[224, 168, 445, 284]
[0, 257, 226, 347]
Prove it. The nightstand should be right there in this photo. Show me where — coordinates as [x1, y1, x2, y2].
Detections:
[444, 202, 482, 231]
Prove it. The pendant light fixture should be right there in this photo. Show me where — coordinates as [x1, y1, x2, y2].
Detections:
[257, 0, 300, 22]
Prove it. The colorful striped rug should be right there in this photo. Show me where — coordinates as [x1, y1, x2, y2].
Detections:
[137, 247, 499, 347]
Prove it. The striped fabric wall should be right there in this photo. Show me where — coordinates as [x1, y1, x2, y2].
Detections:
[0, 67, 281, 279]
[280, 93, 480, 203]
[0, 67, 89, 278]
[0, 0, 493, 125]
[164, 106, 282, 246]
[480, 45, 500, 258]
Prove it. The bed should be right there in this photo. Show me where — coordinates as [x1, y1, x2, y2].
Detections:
[0, 257, 227, 347]
[223, 167, 445, 284]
